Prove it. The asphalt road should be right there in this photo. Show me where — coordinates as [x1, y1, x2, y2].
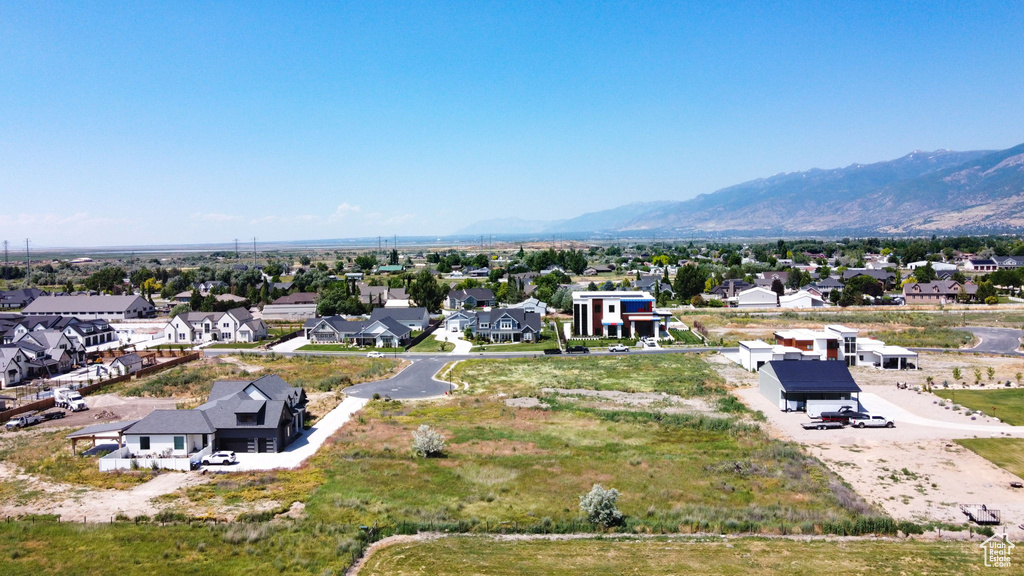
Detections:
[956, 326, 1024, 355]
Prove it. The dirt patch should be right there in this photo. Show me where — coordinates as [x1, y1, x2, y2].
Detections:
[214, 356, 267, 373]
[36, 393, 178, 430]
[0, 462, 211, 522]
[504, 397, 545, 409]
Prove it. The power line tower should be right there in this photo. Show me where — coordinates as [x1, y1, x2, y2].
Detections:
[24, 239, 30, 287]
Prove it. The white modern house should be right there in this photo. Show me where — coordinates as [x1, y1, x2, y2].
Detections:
[733, 324, 918, 372]
[732, 287, 779, 309]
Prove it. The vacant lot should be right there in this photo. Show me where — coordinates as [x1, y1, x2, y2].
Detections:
[674, 309, 1021, 348]
[934, 388, 1024, 425]
[109, 354, 401, 399]
[358, 536, 984, 576]
[450, 354, 726, 397]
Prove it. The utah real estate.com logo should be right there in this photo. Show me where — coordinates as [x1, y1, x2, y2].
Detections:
[981, 533, 1014, 568]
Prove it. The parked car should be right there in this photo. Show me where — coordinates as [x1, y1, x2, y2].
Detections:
[566, 345, 590, 354]
[543, 348, 562, 355]
[854, 415, 895, 428]
[366, 351, 385, 358]
[202, 451, 237, 466]
[608, 344, 629, 353]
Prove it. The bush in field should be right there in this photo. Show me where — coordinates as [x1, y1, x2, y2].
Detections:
[579, 484, 623, 527]
[411, 425, 445, 458]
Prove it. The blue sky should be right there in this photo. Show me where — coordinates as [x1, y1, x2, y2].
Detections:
[2, 2, 1023, 247]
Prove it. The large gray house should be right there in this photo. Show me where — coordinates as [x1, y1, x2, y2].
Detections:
[455, 308, 542, 343]
[116, 375, 307, 460]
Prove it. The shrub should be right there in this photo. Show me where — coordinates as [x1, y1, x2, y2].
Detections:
[579, 484, 623, 527]
[411, 424, 445, 458]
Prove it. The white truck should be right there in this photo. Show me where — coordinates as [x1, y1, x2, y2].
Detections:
[54, 387, 88, 412]
[5, 412, 42, 430]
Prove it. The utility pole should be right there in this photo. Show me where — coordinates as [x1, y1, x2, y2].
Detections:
[252, 237, 257, 267]
[234, 238, 239, 259]
[2, 240, 7, 279]
[24, 239, 30, 286]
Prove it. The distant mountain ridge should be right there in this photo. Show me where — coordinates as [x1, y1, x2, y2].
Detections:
[461, 143, 1024, 237]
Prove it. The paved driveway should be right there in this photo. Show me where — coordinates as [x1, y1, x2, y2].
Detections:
[213, 395, 369, 472]
[956, 327, 1024, 354]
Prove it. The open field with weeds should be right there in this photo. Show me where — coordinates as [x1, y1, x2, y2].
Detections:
[0, 429, 155, 490]
[359, 536, 985, 576]
[934, 388, 1024, 425]
[957, 438, 1024, 479]
[450, 354, 725, 396]
[173, 354, 897, 536]
[109, 354, 401, 398]
[673, 309, 1023, 348]
[0, 521, 363, 576]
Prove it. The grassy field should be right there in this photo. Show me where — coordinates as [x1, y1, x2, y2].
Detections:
[0, 522, 360, 576]
[359, 536, 984, 576]
[957, 438, 1024, 479]
[869, 328, 973, 348]
[933, 388, 1024, 425]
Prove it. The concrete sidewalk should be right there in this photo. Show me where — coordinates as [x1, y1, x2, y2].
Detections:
[217, 395, 369, 472]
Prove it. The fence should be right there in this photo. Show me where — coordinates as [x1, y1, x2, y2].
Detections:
[0, 352, 202, 423]
[404, 318, 442, 351]
[98, 445, 211, 472]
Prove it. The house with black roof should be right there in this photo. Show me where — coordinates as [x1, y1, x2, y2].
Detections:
[759, 360, 861, 412]
[108, 375, 307, 465]
[447, 288, 495, 309]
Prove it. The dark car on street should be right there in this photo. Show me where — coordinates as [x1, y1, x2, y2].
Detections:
[566, 345, 590, 354]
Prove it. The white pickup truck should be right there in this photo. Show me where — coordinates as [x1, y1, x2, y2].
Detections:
[851, 415, 895, 429]
[5, 413, 42, 430]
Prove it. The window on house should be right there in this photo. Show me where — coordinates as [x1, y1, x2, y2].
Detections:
[500, 320, 513, 329]
[609, 305, 615, 313]
[139, 436, 150, 450]
[173, 436, 185, 450]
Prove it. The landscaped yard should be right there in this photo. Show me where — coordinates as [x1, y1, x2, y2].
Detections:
[358, 536, 983, 576]
[410, 337, 455, 353]
[670, 328, 703, 344]
[469, 331, 559, 352]
[566, 337, 639, 348]
[933, 388, 1024, 425]
[296, 344, 404, 353]
[957, 438, 1024, 479]
[205, 341, 265, 349]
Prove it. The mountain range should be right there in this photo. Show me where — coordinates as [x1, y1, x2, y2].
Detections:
[459, 143, 1024, 237]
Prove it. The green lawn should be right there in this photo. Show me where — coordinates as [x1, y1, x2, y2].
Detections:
[470, 330, 558, 352]
[670, 328, 703, 345]
[410, 337, 455, 353]
[205, 341, 265, 349]
[359, 536, 983, 576]
[296, 344, 403, 353]
[933, 388, 1024, 425]
[957, 438, 1024, 479]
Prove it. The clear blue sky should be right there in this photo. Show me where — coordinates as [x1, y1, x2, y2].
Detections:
[2, 2, 1023, 247]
